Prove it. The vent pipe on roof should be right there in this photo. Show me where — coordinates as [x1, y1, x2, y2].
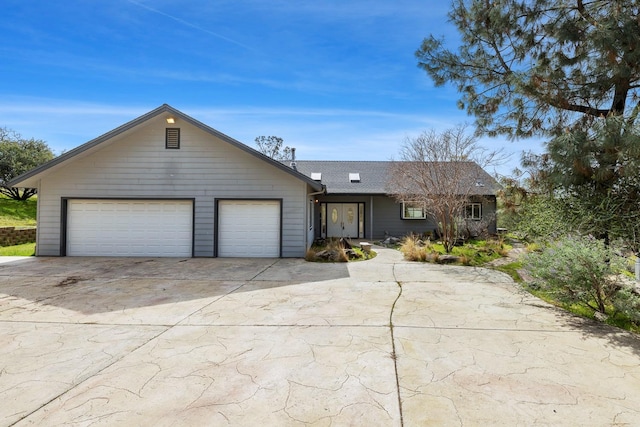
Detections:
[290, 147, 297, 170]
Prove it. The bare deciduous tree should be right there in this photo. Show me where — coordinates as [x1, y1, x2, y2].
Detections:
[254, 136, 293, 161]
[387, 126, 503, 253]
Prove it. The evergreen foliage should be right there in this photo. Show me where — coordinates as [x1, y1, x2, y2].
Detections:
[525, 116, 640, 249]
[0, 128, 54, 200]
[421, 1, 640, 247]
[417, 0, 640, 137]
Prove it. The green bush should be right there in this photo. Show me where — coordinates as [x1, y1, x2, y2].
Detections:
[501, 194, 571, 243]
[614, 286, 640, 324]
[524, 235, 639, 320]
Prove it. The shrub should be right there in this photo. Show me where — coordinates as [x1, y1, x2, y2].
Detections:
[426, 251, 440, 263]
[524, 235, 637, 319]
[613, 286, 640, 324]
[400, 234, 431, 261]
[326, 239, 349, 262]
[304, 248, 317, 262]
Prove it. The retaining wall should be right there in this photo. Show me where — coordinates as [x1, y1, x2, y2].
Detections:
[0, 227, 36, 247]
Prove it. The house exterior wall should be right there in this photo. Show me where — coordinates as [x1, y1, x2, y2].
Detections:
[315, 194, 498, 240]
[369, 195, 436, 239]
[35, 116, 311, 257]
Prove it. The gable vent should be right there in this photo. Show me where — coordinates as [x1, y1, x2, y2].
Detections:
[349, 173, 361, 183]
[166, 128, 180, 149]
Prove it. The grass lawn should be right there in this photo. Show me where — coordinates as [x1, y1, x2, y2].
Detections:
[493, 261, 524, 283]
[0, 195, 37, 255]
[0, 242, 36, 256]
[0, 196, 37, 227]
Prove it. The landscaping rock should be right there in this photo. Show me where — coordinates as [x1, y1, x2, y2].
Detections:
[314, 249, 348, 262]
[382, 236, 401, 246]
[345, 249, 359, 260]
[314, 250, 333, 261]
[438, 255, 460, 264]
[594, 311, 609, 322]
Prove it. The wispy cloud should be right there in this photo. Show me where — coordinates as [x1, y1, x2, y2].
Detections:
[0, 97, 537, 175]
[0, 97, 447, 152]
[124, 0, 253, 51]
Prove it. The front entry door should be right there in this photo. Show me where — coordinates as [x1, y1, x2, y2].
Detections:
[327, 203, 358, 238]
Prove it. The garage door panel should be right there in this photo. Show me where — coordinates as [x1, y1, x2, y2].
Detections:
[218, 200, 280, 257]
[67, 200, 193, 257]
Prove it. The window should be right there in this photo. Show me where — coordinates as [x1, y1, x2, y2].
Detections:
[402, 201, 426, 220]
[166, 128, 180, 149]
[466, 203, 482, 220]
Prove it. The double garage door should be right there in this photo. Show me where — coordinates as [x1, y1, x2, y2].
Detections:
[66, 199, 280, 257]
[66, 200, 194, 257]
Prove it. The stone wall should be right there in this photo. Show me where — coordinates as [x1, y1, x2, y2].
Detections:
[0, 227, 36, 247]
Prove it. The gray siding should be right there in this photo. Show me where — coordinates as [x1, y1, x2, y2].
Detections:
[370, 196, 437, 239]
[35, 115, 311, 257]
[315, 195, 498, 240]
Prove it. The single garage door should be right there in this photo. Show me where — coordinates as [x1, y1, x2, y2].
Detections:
[218, 200, 280, 257]
[66, 199, 193, 257]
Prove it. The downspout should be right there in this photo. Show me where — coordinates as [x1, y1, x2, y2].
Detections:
[308, 187, 326, 197]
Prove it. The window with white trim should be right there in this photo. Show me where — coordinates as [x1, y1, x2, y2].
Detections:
[401, 201, 426, 220]
[466, 203, 482, 220]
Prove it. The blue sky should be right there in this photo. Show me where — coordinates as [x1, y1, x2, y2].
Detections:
[1, 0, 543, 176]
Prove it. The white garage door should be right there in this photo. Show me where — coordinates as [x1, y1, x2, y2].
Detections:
[67, 200, 193, 257]
[218, 200, 280, 257]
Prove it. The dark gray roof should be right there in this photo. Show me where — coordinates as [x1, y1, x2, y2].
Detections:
[294, 160, 500, 195]
[9, 104, 323, 191]
[294, 161, 392, 194]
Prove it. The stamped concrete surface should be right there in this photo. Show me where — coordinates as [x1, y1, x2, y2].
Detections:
[0, 249, 639, 426]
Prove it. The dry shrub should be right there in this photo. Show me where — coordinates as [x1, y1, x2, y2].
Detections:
[327, 239, 349, 262]
[425, 252, 440, 263]
[401, 234, 435, 262]
[305, 248, 317, 261]
[459, 254, 471, 266]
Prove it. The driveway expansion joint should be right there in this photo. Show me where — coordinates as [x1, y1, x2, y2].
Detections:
[390, 266, 405, 427]
[249, 259, 281, 280]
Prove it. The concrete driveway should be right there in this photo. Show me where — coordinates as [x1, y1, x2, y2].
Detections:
[1, 248, 639, 426]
